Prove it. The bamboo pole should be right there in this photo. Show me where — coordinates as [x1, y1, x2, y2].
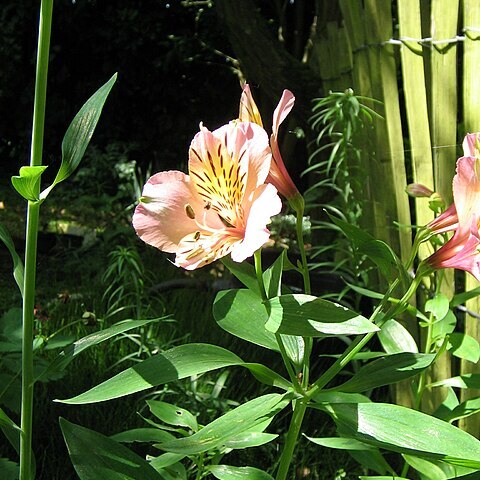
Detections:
[424, 0, 459, 413]
[364, 0, 411, 264]
[460, 0, 480, 437]
[398, 0, 434, 259]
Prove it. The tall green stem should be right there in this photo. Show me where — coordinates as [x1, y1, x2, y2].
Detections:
[275, 399, 308, 480]
[20, 1, 53, 479]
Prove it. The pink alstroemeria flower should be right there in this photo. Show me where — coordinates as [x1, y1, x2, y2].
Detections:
[239, 85, 301, 203]
[426, 133, 480, 280]
[133, 121, 282, 270]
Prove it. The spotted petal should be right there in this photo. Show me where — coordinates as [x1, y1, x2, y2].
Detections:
[231, 183, 282, 262]
[132, 171, 206, 252]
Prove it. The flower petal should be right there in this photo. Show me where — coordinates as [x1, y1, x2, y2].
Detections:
[175, 230, 240, 270]
[231, 183, 282, 262]
[132, 171, 205, 252]
[272, 90, 295, 138]
[452, 155, 480, 228]
[238, 84, 263, 127]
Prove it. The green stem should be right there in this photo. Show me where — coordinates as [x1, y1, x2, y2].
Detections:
[294, 202, 313, 387]
[254, 249, 267, 301]
[307, 276, 422, 398]
[254, 250, 301, 390]
[275, 399, 308, 480]
[20, 1, 53, 479]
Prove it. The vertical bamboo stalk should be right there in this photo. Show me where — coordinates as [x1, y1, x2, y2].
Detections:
[398, 0, 434, 259]
[340, 0, 375, 239]
[364, 0, 411, 264]
[425, 0, 459, 414]
[460, 0, 480, 437]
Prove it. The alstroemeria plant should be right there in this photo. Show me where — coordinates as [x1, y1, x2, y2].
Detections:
[426, 133, 480, 280]
[133, 121, 282, 269]
[239, 85, 302, 207]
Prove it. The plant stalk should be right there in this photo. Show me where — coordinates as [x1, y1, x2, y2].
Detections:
[20, 1, 53, 479]
[275, 399, 308, 480]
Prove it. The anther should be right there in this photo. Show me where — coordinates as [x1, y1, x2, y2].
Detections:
[193, 231, 201, 241]
[204, 201, 212, 210]
[185, 204, 196, 219]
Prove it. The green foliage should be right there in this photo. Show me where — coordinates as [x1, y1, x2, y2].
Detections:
[60, 418, 163, 480]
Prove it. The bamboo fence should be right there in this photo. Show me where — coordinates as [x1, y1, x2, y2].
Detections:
[313, 0, 480, 435]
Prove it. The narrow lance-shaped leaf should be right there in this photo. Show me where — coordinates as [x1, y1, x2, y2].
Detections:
[40, 73, 117, 200]
[265, 294, 379, 336]
[60, 418, 163, 480]
[0, 223, 24, 296]
[324, 402, 480, 468]
[332, 353, 435, 393]
[208, 465, 274, 480]
[157, 394, 287, 455]
[57, 343, 289, 404]
[36, 318, 162, 382]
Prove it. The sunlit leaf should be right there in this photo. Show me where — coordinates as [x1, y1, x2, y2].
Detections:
[265, 294, 379, 336]
[40, 74, 117, 200]
[324, 402, 480, 468]
[208, 465, 274, 480]
[447, 333, 480, 363]
[333, 353, 435, 393]
[57, 344, 289, 404]
[11, 165, 47, 202]
[157, 394, 287, 455]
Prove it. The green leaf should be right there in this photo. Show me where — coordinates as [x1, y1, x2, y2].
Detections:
[333, 353, 435, 393]
[432, 387, 459, 421]
[324, 402, 480, 468]
[57, 344, 289, 404]
[377, 319, 418, 354]
[328, 214, 406, 283]
[312, 391, 371, 405]
[110, 428, 174, 444]
[213, 289, 278, 351]
[147, 400, 198, 431]
[0, 458, 19, 480]
[11, 165, 47, 201]
[242, 363, 290, 391]
[37, 318, 161, 382]
[428, 374, 480, 389]
[350, 448, 393, 476]
[279, 334, 304, 369]
[403, 455, 448, 480]
[40, 74, 117, 200]
[221, 257, 259, 295]
[447, 333, 480, 363]
[359, 477, 409, 480]
[0, 407, 21, 455]
[208, 465, 274, 480]
[149, 453, 185, 471]
[263, 250, 286, 299]
[425, 294, 450, 321]
[0, 224, 24, 296]
[430, 310, 456, 342]
[264, 294, 379, 336]
[444, 397, 480, 423]
[223, 431, 278, 449]
[57, 344, 243, 404]
[157, 394, 287, 455]
[403, 455, 478, 480]
[60, 418, 163, 479]
[450, 287, 480, 307]
[305, 435, 376, 451]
